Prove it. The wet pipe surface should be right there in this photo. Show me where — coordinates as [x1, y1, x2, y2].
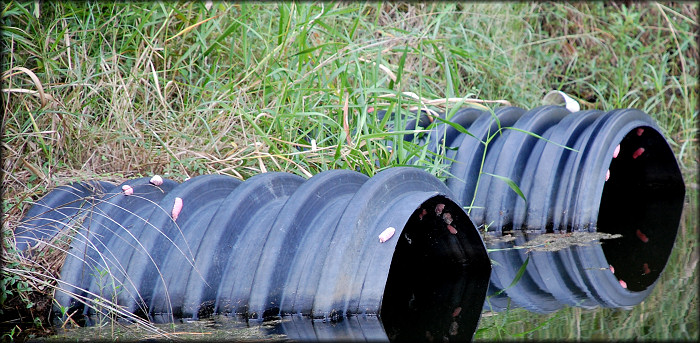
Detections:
[15, 105, 686, 341]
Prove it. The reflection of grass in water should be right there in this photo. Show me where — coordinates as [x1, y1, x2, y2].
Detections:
[474, 187, 698, 341]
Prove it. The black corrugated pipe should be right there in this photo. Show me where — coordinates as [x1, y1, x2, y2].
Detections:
[14, 181, 114, 252]
[14, 103, 687, 335]
[378, 105, 685, 307]
[16, 168, 491, 341]
[379, 105, 685, 230]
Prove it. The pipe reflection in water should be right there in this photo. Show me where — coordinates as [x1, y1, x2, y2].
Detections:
[483, 168, 685, 313]
[278, 315, 389, 341]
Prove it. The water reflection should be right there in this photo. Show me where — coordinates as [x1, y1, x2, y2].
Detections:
[484, 232, 627, 313]
[483, 173, 685, 314]
[280, 315, 387, 342]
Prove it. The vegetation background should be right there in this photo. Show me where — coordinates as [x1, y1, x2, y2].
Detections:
[1, 1, 697, 341]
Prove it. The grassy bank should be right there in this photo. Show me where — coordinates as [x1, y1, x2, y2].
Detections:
[2, 1, 697, 341]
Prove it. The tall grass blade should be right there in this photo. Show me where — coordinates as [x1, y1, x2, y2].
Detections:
[483, 172, 527, 203]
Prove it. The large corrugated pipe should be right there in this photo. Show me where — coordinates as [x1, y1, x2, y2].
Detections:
[16, 168, 491, 341]
[380, 105, 685, 232]
[14, 103, 686, 334]
[379, 105, 685, 307]
[14, 180, 114, 251]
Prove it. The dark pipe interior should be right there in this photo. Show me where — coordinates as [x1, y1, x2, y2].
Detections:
[598, 126, 685, 292]
[381, 196, 491, 341]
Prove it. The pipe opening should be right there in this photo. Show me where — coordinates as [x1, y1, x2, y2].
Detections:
[598, 126, 685, 292]
[381, 195, 491, 341]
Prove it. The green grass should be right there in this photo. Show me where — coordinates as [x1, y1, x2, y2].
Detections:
[2, 1, 697, 341]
